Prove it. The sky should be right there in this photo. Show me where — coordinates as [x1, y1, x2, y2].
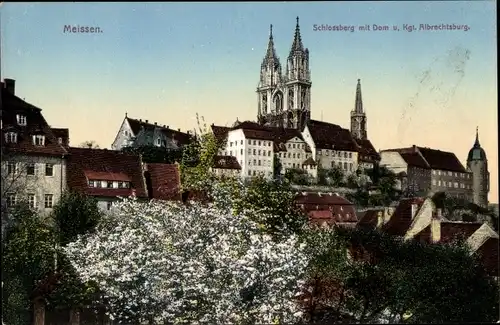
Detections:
[1, 2, 497, 202]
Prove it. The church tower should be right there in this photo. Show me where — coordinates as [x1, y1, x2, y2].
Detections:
[284, 17, 311, 130]
[257, 18, 311, 130]
[257, 24, 285, 127]
[466, 127, 489, 208]
[350, 79, 367, 140]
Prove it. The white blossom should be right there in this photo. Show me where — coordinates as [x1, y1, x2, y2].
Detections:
[64, 190, 308, 324]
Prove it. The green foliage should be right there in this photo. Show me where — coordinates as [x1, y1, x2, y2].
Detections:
[317, 166, 344, 187]
[122, 145, 183, 164]
[229, 176, 308, 239]
[52, 191, 102, 246]
[180, 114, 225, 191]
[303, 227, 499, 323]
[284, 168, 312, 185]
[273, 155, 283, 179]
[2, 204, 56, 325]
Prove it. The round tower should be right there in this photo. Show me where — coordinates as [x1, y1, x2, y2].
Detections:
[466, 127, 489, 208]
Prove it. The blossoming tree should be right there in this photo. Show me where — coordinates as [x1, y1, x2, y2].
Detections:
[64, 197, 309, 324]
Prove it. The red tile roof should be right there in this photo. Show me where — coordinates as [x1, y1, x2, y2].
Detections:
[50, 128, 70, 147]
[67, 147, 147, 198]
[416, 146, 467, 173]
[295, 192, 353, 206]
[354, 138, 380, 162]
[213, 155, 241, 170]
[84, 171, 131, 182]
[306, 120, 358, 152]
[126, 117, 192, 146]
[2, 82, 68, 157]
[296, 192, 358, 224]
[357, 209, 384, 230]
[144, 163, 181, 201]
[400, 152, 429, 169]
[382, 197, 426, 236]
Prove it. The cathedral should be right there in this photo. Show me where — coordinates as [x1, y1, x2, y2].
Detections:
[257, 17, 312, 131]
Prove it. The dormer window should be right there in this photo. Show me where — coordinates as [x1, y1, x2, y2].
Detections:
[58, 137, 63, 144]
[5, 132, 17, 143]
[33, 135, 45, 146]
[16, 114, 27, 126]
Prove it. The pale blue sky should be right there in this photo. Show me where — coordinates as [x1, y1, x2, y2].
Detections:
[1, 1, 497, 201]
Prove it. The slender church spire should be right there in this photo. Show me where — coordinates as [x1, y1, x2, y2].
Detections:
[355, 79, 363, 113]
[474, 126, 480, 147]
[289, 16, 304, 56]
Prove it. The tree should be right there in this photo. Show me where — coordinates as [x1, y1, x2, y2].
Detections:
[300, 226, 499, 323]
[273, 155, 283, 179]
[63, 198, 309, 324]
[2, 204, 57, 325]
[325, 166, 345, 187]
[284, 168, 312, 186]
[79, 141, 100, 149]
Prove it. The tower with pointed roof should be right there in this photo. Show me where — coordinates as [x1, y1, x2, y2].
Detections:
[257, 17, 311, 130]
[350, 79, 367, 140]
[466, 127, 489, 208]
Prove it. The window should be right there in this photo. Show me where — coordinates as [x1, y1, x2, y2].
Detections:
[248, 170, 251, 176]
[448, 171, 452, 176]
[253, 159, 256, 165]
[230, 141, 233, 147]
[349, 152, 352, 158]
[253, 149, 256, 155]
[16, 114, 27, 126]
[45, 164, 54, 176]
[44, 194, 54, 208]
[297, 154, 300, 159]
[240, 149, 243, 155]
[229, 151, 232, 156]
[258, 150, 261, 155]
[156, 138, 161, 145]
[293, 144, 296, 149]
[6, 193, 17, 207]
[89, 180, 95, 187]
[344, 152, 348, 158]
[454, 182, 458, 188]
[28, 194, 36, 209]
[349, 163, 353, 171]
[344, 162, 348, 170]
[240, 140, 243, 145]
[248, 140, 251, 144]
[331, 162, 335, 168]
[27, 163, 36, 176]
[293, 153, 296, 158]
[253, 170, 256, 176]
[248, 149, 251, 154]
[325, 151, 329, 156]
[7, 162, 16, 174]
[58, 137, 63, 144]
[106, 201, 113, 210]
[253, 140, 256, 145]
[268, 150, 271, 156]
[258, 160, 261, 166]
[5, 132, 17, 143]
[438, 180, 441, 186]
[33, 135, 45, 146]
[95, 181, 103, 188]
[107, 181, 113, 188]
[432, 179, 436, 186]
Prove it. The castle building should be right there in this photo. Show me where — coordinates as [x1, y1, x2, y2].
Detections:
[212, 18, 380, 180]
[466, 127, 490, 208]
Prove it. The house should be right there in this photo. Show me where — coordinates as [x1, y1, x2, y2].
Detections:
[111, 114, 193, 151]
[358, 196, 499, 276]
[295, 191, 358, 228]
[211, 155, 241, 177]
[1, 78, 68, 215]
[143, 163, 182, 201]
[380, 145, 473, 199]
[66, 147, 148, 211]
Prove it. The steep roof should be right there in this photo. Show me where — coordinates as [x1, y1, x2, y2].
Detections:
[66, 147, 148, 198]
[382, 197, 426, 236]
[211, 125, 231, 144]
[357, 209, 384, 230]
[416, 146, 467, 172]
[2, 81, 67, 157]
[306, 119, 358, 151]
[213, 155, 241, 170]
[400, 152, 429, 169]
[126, 117, 192, 146]
[144, 163, 181, 201]
[51, 128, 70, 147]
[354, 138, 380, 162]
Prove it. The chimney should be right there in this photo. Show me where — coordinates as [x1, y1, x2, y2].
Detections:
[430, 218, 441, 243]
[436, 208, 442, 219]
[411, 203, 418, 219]
[318, 192, 322, 197]
[167, 126, 170, 129]
[163, 125, 166, 128]
[145, 120, 149, 123]
[139, 119, 142, 122]
[412, 145, 417, 152]
[154, 122, 157, 125]
[177, 128, 180, 132]
[187, 131, 191, 135]
[4, 78, 15, 95]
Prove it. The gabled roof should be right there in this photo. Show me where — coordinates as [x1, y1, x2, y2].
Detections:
[211, 125, 231, 144]
[354, 139, 380, 162]
[144, 163, 181, 201]
[66, 147, 147, 198]
[302, 157, 316, 166]
[382, 197, 426, 236]
[415, 221, 483, 244]
[126, 117, 192, 146]
[2, 82, 67, 156]
[416, 146, 467, 172]
[295, 192, 354, 206]
[357, 209, 384, 230]
[306, 119, 358, 152]
[399, 152, 429, 169]
[213, 155, 241, 170]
